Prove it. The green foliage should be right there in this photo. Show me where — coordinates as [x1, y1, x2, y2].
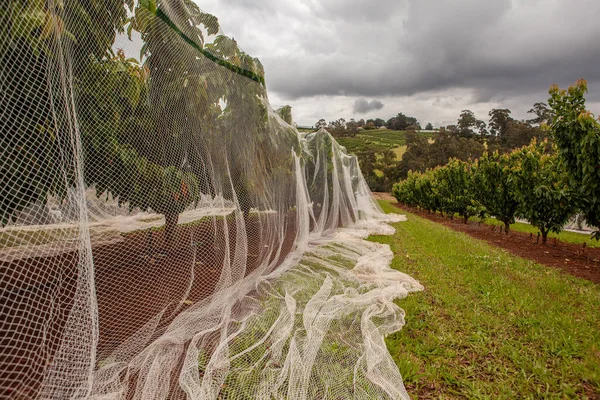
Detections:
[498, 119, 547, 150]
[394, 142, 577, 240]
[0, 0, 207, 226]
[398, 130, 485, 180]
[432, 159, 480, 223]
[386, 113, 420, 131]
[393, 170, 436, 213]
[1, 0, 132, 226]
[528, 101, 554, 125]
[2, 0, 296, 227]
[77, 51, 200, 218]
[549, 79, 600, 237]
[323, 118, 361, 138]
[511, 141, 578, 244]
[391, 171, 418, 208]
[457, 109, 487, 138]
[355, 147, 402, 192]
[486, 108, 547, 151]
[316, 102, 546, 194]
[333, 130, 433, 192]
[471, 151, 520, 232]
[315, 118, 327, 130]
[338, 129, 484, 193]
[488, 108, 512, 137]
[393, 160, 480, 223]
[276, 105, 293, 125]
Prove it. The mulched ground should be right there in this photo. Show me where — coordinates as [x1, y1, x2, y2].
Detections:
[392, 201, 600, 285]
[0, 213, 299, 398]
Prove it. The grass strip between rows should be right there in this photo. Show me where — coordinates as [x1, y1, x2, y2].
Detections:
[373, 200, 600, 399]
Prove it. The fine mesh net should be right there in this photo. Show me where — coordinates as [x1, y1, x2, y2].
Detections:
[0, 1, 423, 398]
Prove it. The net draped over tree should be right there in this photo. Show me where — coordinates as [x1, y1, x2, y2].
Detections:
[0, 1, 422, 399]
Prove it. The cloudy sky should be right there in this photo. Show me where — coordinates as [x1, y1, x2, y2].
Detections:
[199, 0, 600, 127]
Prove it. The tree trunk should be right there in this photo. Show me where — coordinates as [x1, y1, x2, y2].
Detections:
[145, 230, 154, 258]
[241, 202, 251, 220]
[164, 212, 179, 253]
[503, 221, 510, 234]
[463, 215, 469, 224]
[541, 229, 548, 245]
[576, 214, 584, 230]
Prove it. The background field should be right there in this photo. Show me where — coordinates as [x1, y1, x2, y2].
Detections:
[334, 130, 434, 155]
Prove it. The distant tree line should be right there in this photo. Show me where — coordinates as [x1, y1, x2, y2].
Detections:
[315, 118, 361, 137]
[349, 100, 552, 192]
[390, 101, 554, 184]
[314, 112, 426, 137]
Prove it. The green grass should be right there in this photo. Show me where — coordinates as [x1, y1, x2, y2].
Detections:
[336, 130, 433, 155]
[200, 235, 397, 399]
[373, 200, 600, 399]
[474, 217, 599, 248]
[393, 145, 407, 159]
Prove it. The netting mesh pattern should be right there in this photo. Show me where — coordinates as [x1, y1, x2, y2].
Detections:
[0, 1, 422, 398]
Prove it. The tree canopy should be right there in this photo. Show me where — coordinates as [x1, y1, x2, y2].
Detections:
[549, 79, 600, 237]
[0, 0, 287, 232]
[386, 113, 420, 131]
[1, 0, 132, 226]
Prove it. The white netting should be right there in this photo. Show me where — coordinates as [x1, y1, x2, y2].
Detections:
[0, 1, 422, 398]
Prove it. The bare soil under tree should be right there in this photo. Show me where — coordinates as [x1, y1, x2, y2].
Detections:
[391, 201, 600, 285]
[0, 214, 298, 398]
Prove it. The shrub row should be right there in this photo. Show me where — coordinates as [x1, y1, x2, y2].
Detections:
[392, 140, 578, 244]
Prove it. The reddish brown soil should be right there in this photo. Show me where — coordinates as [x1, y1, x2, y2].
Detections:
[394, 202, 600, 285]
[0, 213, 298, 398]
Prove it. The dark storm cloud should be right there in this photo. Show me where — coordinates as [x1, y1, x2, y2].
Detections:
[353, 99, 384, 114]
[256, 0, 600, 100]
[201, 0, 600, 125]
